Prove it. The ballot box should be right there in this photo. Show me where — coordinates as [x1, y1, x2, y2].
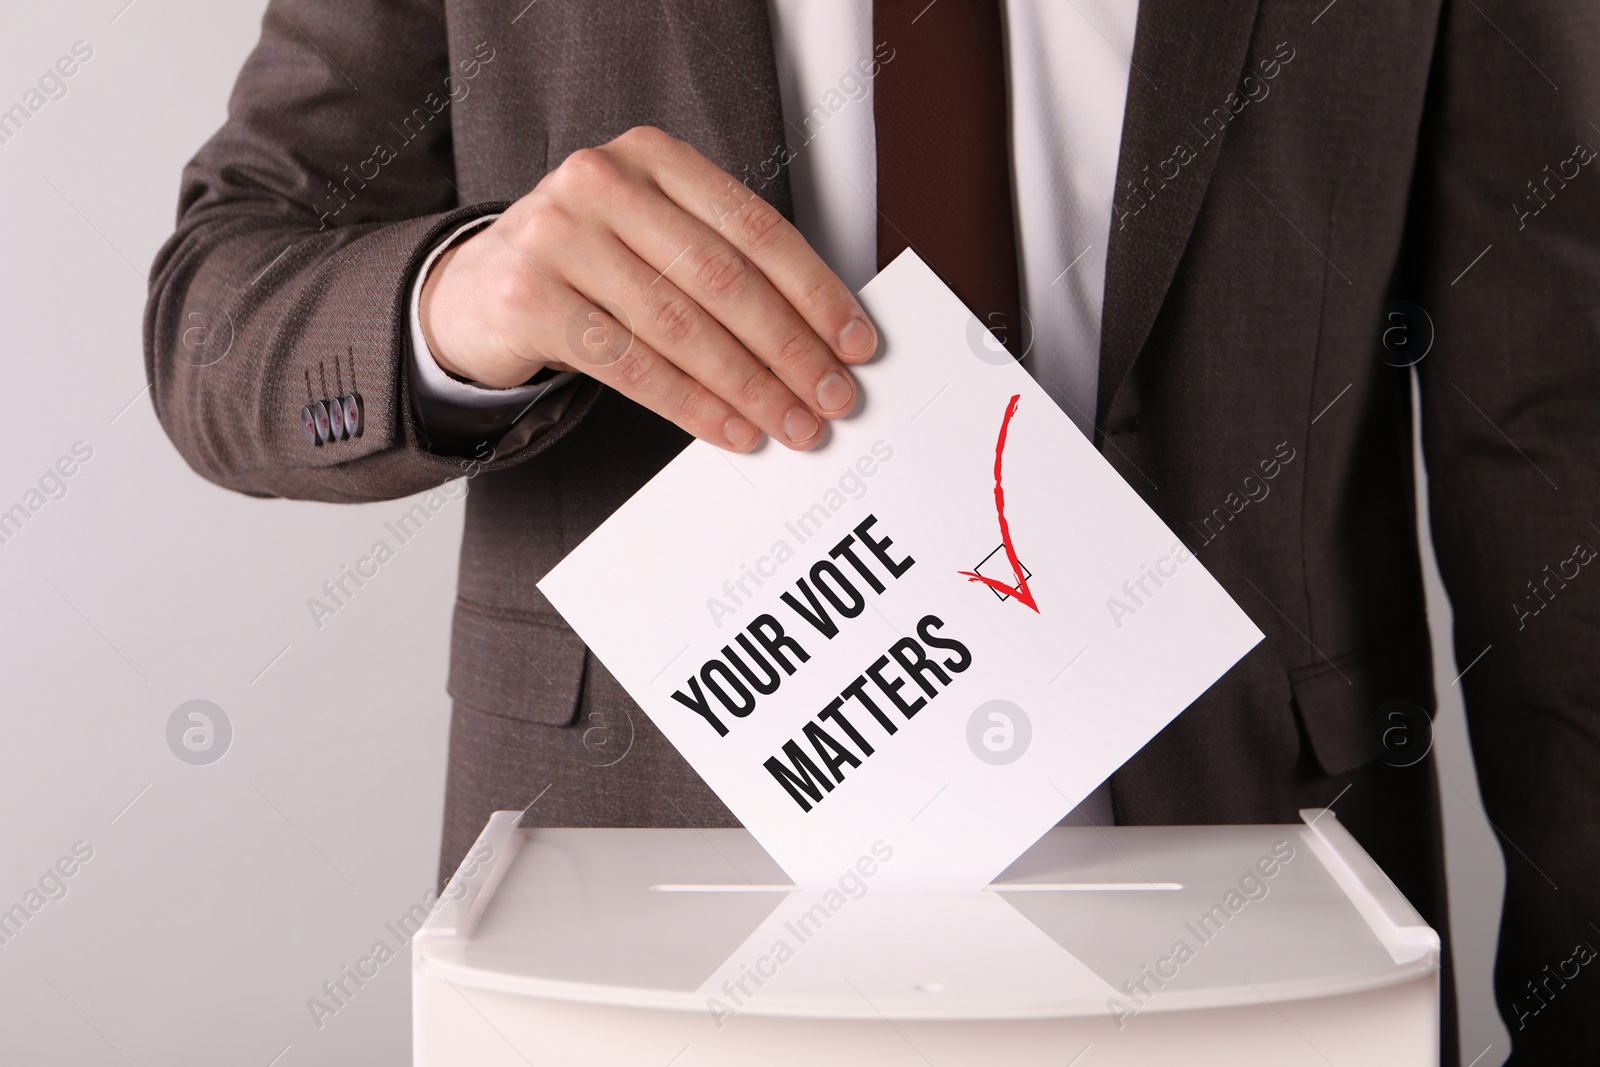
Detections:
[413, 809, 1439, 1066]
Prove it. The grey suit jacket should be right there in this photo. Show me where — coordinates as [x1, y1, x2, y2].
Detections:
[145, 2, 1600, 1059]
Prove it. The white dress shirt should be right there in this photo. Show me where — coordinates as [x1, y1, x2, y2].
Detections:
[411, 0, 1142, 824]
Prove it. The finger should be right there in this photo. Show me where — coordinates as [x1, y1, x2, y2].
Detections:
[557, 231, 826, 449]
[617, 128, 878, 366]
[597, 182, 859, 420]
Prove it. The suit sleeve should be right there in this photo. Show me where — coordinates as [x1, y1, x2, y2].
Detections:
[143, 0, 600, 502]
[1412, 0, 1600, 1047]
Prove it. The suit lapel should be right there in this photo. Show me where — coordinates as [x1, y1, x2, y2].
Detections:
[1096, 0, 1264, 431]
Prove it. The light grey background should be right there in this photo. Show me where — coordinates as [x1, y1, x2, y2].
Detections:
[0, 2, 1508, 1063]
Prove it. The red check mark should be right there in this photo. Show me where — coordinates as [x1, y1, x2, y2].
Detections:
[958, 393, 1039, 613]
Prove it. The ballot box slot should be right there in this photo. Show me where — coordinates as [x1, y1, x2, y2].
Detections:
[649, 882, 1184, 892]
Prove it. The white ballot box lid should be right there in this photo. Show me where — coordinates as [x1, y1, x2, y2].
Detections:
[413, 809, 1437, 1021]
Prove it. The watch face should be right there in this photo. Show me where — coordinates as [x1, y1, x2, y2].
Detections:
[343, 394, 363, 437]
[328, 395, 346, 440]
[301, 405, 320, 445]
[312, 400, 331, 444]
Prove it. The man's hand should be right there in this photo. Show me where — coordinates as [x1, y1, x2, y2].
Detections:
[418, 126, 877, 452]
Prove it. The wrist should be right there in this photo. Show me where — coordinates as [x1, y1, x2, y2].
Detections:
[418, 231, 550, 387]
[418, 242, 475, 380]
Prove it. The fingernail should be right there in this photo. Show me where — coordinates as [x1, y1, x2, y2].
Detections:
[838, 316, 875, 357]
[724, 416, 758, 449]
[784, 408, 821, 445]
[815, 371, 855, 415]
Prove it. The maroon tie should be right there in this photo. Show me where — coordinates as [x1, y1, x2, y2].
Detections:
[874, 0, 1022, 351]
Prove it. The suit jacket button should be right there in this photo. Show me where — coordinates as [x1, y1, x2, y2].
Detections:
[343, 394, 363, 437]
[328, 396, 346, 440]
[312, 400, 332, 444]
[301, 405, 321, 446]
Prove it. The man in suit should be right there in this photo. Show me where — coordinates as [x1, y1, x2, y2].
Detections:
[145, 2, 1598, 1061]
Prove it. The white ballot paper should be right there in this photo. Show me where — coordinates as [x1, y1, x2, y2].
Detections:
[540, 251, 1262, 890]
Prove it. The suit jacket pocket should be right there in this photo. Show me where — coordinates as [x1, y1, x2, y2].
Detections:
[1288, 636, 1432, 777]
[447, 600, 588, 727]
